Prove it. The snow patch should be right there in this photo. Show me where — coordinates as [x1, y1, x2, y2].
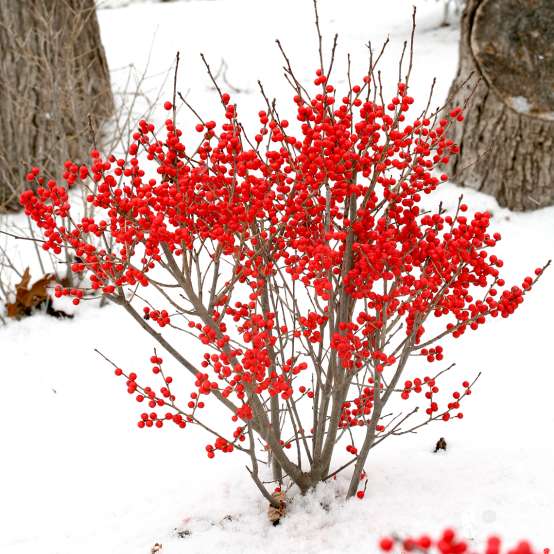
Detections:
[509, 96, 531, 113]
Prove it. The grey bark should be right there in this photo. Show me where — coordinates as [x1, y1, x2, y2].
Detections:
[445, 0, 554, 211]
[0, 0, 114, 211]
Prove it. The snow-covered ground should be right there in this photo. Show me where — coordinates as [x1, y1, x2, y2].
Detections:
[1, 1, 553, 553]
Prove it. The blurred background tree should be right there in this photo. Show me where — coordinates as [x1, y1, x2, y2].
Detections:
[0, 0, 113, 211]
[444, 0, 554, 211]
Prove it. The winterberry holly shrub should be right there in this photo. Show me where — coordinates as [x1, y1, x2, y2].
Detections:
[379, 528, 549, 554]
[20, 29, 547, 505]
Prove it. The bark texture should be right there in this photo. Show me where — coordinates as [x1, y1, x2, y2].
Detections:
[0, 0, 113, 211]
[445, 0, 554, 211]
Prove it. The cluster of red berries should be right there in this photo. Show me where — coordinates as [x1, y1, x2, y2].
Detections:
[143, 307, 170, 326]
[346, 444, 358, 455]
[113, 356, 192, 430]
[421, 346, 444, 363]
[53, 284, 83, 305]
[206, 436, 234, 458]
[339, 385, 377, 428]
[379, 528, 548, 554]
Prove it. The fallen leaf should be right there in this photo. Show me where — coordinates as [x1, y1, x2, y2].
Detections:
[267, 490, 286, 526]
[6, 268, 54, 319]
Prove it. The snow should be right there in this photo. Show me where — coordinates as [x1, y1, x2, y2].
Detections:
[510, 96, 531, 114]
[1, 1, 553, 553]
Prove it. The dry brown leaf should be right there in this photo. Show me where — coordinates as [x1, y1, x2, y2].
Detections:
[267, 490, 286, 525]
[18, 268, 31, 291]
[6, 268, 55, 319]
[6, 302, 18, 318]
[19, 273, 53, 307]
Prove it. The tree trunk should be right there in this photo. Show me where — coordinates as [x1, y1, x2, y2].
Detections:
[0, 0, 113, 211]
[444, 0, 554, 211]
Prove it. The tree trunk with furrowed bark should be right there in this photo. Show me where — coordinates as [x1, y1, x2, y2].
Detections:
[445, 0, 554, 211]
[0, 0, 113, 211]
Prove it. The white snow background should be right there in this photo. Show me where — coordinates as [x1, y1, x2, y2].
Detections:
[1, 1, 553, 553]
